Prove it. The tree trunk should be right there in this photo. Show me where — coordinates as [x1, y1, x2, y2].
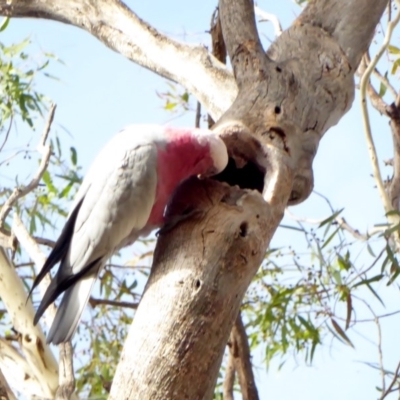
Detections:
[111, 0, 388, 397]
[109, 175, 291, 399]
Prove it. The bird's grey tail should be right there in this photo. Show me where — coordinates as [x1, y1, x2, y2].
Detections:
[46, 275, 97, 344]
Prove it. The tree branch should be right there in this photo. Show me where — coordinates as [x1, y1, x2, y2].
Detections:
[219, 0, 265, 87]
[223, 350, 235, 400]
[12, 215, 79, 400]
[298, 0, 389, 70]
[230, 313, 259, 400]
[359, 2, 400, 243]
[380, 360, 400, 400]
[0, 1, 236, 121]
[0, 248, 58, 398]
[55, 342, 75, 400]
[88, 297, 139, 309]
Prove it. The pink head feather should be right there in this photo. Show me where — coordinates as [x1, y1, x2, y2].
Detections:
[146, 126, 228, 226]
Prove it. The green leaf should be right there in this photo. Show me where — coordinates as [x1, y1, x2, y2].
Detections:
[321, 226, 340, 249]
[387, 265, 400, 286]
[337, 254, 351, 271]
[0, 17, 10, 32]
[366, 283, 385, 306]
[352, 274, 384, 288]
[391, 58, 400, 75]
[318, 208, 344, 228]
[331, 318, 354, 348]
[331, 270, 342, 286]
[165, 101, 177, 111]
[389, 45, 400, 54]
[42, 170, 57, 194]
[378, 82, 387, 98]
[279, 224, 305, 232]
[181, 92, 189, 103]
[70, 146, 78, 166]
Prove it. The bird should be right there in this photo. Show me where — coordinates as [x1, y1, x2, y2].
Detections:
[30, 124, 228, 344]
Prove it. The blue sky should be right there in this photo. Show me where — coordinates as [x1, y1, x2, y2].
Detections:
[2, 1, 400, 399]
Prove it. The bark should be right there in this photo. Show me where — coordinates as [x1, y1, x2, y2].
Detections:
[223, 351, 235, 400]
[109, 177, 291, 399]
[0, 0, 389, 398]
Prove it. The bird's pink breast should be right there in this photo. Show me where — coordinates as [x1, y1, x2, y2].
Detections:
[146, 129, 213, 226]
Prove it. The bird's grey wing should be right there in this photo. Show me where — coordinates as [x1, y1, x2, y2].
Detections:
[33, 142, 158, 325]
[67, 141, 158, 273]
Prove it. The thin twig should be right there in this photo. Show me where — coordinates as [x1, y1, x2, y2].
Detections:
[359, 4, 400, 221]
[88, 297, 139, 310]
[363, 51, 398, 100]
[362, 300, 386, 394]
[0, 116, 13, 153]
[0, 104, 56, 229]
[33, 236, 56, 248]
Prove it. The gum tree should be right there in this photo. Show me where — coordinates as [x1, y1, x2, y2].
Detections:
[0, 0, 395, 399]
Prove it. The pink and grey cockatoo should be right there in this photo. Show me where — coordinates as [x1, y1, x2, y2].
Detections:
[30, 124, 228, 344]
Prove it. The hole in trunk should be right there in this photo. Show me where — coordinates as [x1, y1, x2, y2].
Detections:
[213, 157, 265, 192]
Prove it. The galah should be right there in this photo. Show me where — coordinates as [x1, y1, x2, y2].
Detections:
[30, 124, 228, 344]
